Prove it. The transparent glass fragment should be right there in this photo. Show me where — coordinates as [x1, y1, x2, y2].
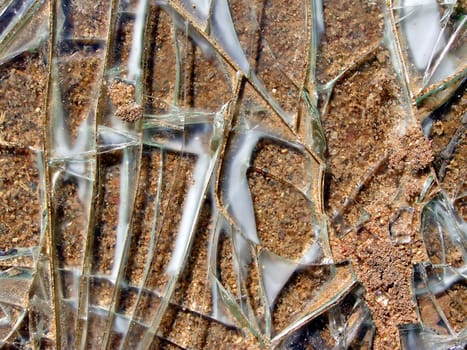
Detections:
[279, 284, 374, 349]
[389, 206, 414, 244]
[401, 263, 467, 349]
[0, 0, 48, 65]
[391, 0, 467, 96]
[421, 192, 466, 267]
[0, 0, 466, 348]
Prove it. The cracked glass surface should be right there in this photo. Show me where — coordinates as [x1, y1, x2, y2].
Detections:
[0, 0, 465, 349]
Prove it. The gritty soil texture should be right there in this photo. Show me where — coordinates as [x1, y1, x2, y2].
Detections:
[317, 0, 383, 84]
[321, 48, 431, 348]
[68, 0, 112, 39]
[108, 80, 143, 122]
[55, 49, 104, 138]
[0, 52, 46, 253]
[0, 0, 466, 349]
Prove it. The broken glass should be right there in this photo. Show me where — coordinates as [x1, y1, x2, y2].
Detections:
[0, 0, 465, 349]
[399, 262, 466, 350]
[421, 192, 466, 267]
[390, 0, 466, 98]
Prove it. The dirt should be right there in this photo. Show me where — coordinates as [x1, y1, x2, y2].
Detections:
[0, 0, 465, 349]
[320, 46, 435, 348]
[108, 80, 143, 122]
[0, 52, 46, 255]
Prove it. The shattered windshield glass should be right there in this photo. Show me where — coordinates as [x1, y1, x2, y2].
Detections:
[0, 0, 465, 349]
